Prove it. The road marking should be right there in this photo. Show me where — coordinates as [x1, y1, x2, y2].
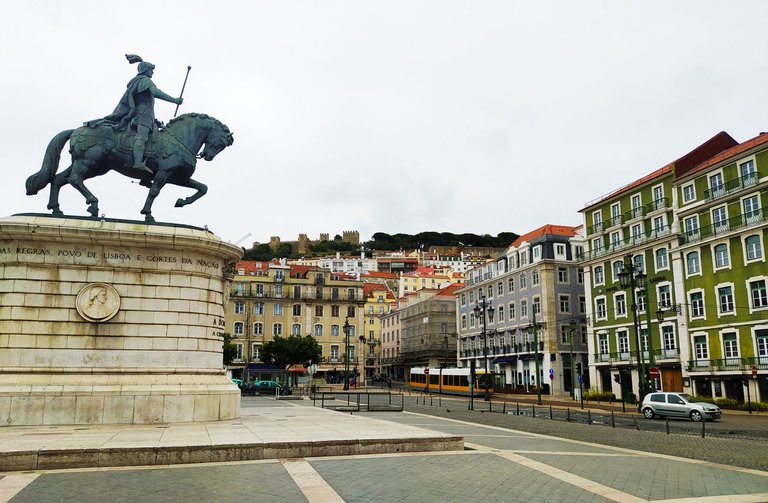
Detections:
[0, 473, 39, 503]
[282, 459, 344, 503]
[465, 443, 645, 503]
[653, 494, 768, 503]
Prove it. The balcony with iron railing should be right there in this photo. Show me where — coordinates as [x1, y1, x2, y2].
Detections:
[645, 197, 670, 213]
[702, 172, 759, 201]
[593, 347, 681, 365]
[587, 221, 604, 235]
[231, 285, 362, 302]
[687, 356, 767, 373]
[624, 206, 646, 221]
[607, 214, 624, 228]
[680, 207, 768, 245]
[584, 224, 673, 260]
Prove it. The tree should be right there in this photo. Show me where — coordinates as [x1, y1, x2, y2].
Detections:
[261, 335, 322, 368]
[222, 332, 237, 366]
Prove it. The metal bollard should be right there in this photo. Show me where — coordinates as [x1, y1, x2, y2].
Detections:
[611, 411, 615, 428]
[503, 402, 507, 414]
[549, 405, 553, 420]
[666, 417, 670, 435]
[489, 401, 493, 413]
[532, 404, 536, 418]
[516, 403, 520, 416]
[701, 419, 706, 438]
[587, 410, 592, 424]
[567, 408, 570, 422]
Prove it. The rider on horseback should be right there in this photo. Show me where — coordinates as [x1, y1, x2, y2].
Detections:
[97, 54, 183, 178]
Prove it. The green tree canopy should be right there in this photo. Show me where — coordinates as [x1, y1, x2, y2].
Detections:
[222, 332, 237, 366]
[261, 335, 322, 368]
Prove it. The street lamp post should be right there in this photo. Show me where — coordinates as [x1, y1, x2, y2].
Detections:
[358, 334, 365, 387]
[473, 296, 495, 401]
[343, 318, 351, 391]
[618, 254, 648, 406]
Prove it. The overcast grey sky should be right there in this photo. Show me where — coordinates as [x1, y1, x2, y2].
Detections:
[3, 1, 768, 246]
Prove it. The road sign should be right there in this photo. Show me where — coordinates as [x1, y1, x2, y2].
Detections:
[424, 368, 429, 375]
[577, 374, 583, 384]
[649, 367, 660, 379]
[753, 365, 758, 379]
[549, 368, 554, 380]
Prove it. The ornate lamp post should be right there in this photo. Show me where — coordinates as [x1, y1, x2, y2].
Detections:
[343, 317, 352, 391]
[473, 296, 495, 400]
[618, 254, 647, 405]
[358, 334, 366, 386]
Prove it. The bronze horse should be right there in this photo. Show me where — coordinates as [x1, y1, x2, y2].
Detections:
[26, 113, 233, 223]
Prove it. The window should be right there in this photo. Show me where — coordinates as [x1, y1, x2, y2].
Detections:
[637, 288, 647, 312]
[274, 303, 283, 315]
[615, 293, 626, 317]
[532, 269, 540, 285]
[631, 223, 642, 241]
[331, 324, 340, 336]
[592, 210, 603, 231]
[658, 284, 672, 308]
[595, 297, 607, 319]
[631, 194, 642, 212]
[577, 268, 584, 284]
[579, 296, 586, 314]
[594, 266, 604, 285]
[592, 237, 603, 253]
[613, 261, 623, 282]
[520, 299, 528, 318]
[662, 326, 676, 350]
[520, 273, 527, 289]
[555, 244, 566, 256]
[291, 323, 301, 335]
[694, 335, 708, 360]
[330, 345, 339, 361]
[682, 183, 695, 203]
[273, 323, 282, 336]
[686, 251, 700, 275]
[497, 282, 504, 296]
[533, 246, 541, 260]
[714, 243, 730, 269]
[315, 305, 324, 317]
[314, 324, 323, 336]
[254, 303, 264, 315]
[740, 159, 757, 180]
[757, 329, 768, 363]
[234, 343, 243, 361]
[655, 248, 668, 270]
[610, 231, 621, 247]
[233, 321, 244, 336]
[559, 295, 570, 313]
[652, 185, 664, 205]
[709, 172, 724, 196]
[331, 305, 340, 317]
[532, 296, 541, 315]
[653, 216, 665, 233]
[509, 302, 516, 319]
[251, 343, 262, 362]
[274, 285, 282, 298]
[718, 285, 735, 314]
[347, 306, 355, 317]
[234, 302, 244, 314]
[255, 284, 264, 296]
[617, 330, 629, 354]
[508, 277, 515, 292]
[253, 322, 263, 335]
[611, 202, 621, 223]
[598, 332, 608, 354]
[712, 205, 728, 232]
[460, 314, 467, 329]
[558, 267, 569, 283]
[722, 332, 739, 359]
[292, 304, 301, 316]
[690, 291, 704, 318]
[684, 216, 699, 237]
[750, 279, 768, 309]
[746, 235, 763, 261]
[743, 194, 760, 222]
[497, 305, 505, 322]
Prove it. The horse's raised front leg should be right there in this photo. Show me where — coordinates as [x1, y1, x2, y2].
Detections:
[172, 178, 208, 208]
[47, 165, 73, 216]
[67, 161, 99, 217]
[140, 171, 170, 223]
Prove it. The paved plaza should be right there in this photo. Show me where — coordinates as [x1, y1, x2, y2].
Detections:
[1, 397, 767, 502]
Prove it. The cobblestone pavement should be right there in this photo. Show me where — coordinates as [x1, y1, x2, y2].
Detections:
[2, 399, 767, 503]
[397, 401, 768, 472]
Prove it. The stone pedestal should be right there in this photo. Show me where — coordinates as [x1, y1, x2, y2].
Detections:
[0, 214, 242, 425]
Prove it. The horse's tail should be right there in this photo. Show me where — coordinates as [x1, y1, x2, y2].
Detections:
[25, 129, 74, 195]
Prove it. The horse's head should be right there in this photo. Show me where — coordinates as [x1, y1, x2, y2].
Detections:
[200, 120, 234, 161]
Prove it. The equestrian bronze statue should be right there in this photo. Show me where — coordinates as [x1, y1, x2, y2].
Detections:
[25, 54, 233, 223]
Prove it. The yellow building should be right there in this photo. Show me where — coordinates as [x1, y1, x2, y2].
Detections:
[226, 260, 365, 381]
[361, 282, 398, 379]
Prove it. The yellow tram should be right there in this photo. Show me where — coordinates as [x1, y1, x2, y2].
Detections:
[408, 367, 494, 396]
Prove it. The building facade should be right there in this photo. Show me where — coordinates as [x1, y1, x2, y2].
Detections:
[456, 225, 587, 397]
[226, 260, 365, 381]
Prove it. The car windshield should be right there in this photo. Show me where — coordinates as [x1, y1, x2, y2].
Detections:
[677, 393, 694, 402]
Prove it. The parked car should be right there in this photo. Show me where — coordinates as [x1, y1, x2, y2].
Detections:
[230, 378, 243, 387]
[241, 380, 292, 396]
[641, 392, 721, 422]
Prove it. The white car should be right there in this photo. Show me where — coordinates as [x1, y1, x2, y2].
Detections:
[641, 392, 721, 422]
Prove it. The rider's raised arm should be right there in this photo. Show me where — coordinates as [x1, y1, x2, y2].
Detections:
[151, 86, 183, 106]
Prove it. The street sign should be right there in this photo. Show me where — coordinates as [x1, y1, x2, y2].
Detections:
[577, 374, 583, 384]
[424, 368, 429, 375]
[549, 368, 554, 380]
[649, 367, 660, 379]
[753, 365, 758, 379]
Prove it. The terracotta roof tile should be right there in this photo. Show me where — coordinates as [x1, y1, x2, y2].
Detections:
[510, 224, 578, 248]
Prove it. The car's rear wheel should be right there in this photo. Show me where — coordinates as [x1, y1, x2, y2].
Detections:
[690, 410, 703, 422]
[642, 407, 655, 419]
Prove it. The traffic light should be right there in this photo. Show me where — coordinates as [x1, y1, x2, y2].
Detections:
[575, 362, 582, 375]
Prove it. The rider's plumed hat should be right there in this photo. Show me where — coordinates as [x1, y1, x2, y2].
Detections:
[125, 53, 155, 75]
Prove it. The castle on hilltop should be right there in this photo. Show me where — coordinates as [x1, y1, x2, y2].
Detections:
[265, 231, 360, 255]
